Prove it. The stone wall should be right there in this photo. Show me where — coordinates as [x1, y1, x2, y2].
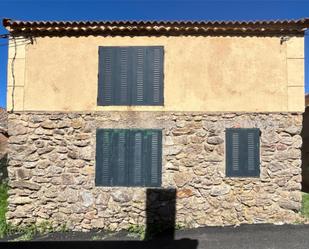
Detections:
[6, 112, 303, 230]
[0, 107, 7, 129]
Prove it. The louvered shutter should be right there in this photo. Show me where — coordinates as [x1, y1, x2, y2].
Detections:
[131, 46, 164, 106]
[146, 130, 162, 186]
[98, 47, 130, 105]
[96, 129, 162, 186]
[118, 48, 130, 105]
[98, 46, 163, 106]
[245, 129, 260, 176]
[98, 48, 113, 105]
[129, 130, 144, 186]
[226, 128, 260, 177]
[226, 129, 240, 177]
[128, 130, 162, 187]
[131, 47, 146, 105]
[147, 47, 164, 105]
[96, 129, 112, 185]
[111, 130, 129, 185]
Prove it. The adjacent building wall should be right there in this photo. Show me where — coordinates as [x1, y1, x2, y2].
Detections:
[7, 112, 302, 230]
[7, 36, 304, 112]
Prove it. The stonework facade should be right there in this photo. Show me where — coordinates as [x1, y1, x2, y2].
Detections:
[6, 111, 303, 230]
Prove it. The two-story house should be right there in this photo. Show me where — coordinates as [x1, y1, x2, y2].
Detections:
[3, 18, 309, 230]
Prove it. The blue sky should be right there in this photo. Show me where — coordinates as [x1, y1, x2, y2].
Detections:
[0, 0, 309, 108]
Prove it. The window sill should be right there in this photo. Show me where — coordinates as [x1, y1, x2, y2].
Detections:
[95, 106, 165, 112]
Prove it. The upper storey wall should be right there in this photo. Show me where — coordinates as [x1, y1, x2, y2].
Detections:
[6, 36, 304, 112]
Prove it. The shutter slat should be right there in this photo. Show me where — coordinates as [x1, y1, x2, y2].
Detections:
[136, 48, 144, 103]
[247, 132, 255, 171]
[98, 47, 130, 105]
[152, 48, 162, 104]
[102, 131, 111, 184]
[120, 48, 129, 104]
[113, 130, 127, 185]
[143, 130, 162, 187]
[102, 48, 113, 105]
[149, 131, 161, 186]
[95, 130, 104, 185]
[232, 132, 240, 172]
[96, 130, 112, 185]
[130, 131, 143, 185]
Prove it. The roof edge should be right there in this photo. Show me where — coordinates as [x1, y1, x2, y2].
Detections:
[3, 18, 309, 37]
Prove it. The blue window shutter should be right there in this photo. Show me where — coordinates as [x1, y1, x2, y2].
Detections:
[98, 46, 163, 106]
[131, 47, 146, 105]
[131, 46, 164, 106]
[128, 129, 162, 187]
[245, 129, 260, 176]
[96, 129, 162, 186]
[96, 129, 112, 185]
[226, 129, 241, 177]
[147, 47, 164, 105]
[226, 128, 260, 177]
[98, 47, 131, 105]
[128, 130, 144, 186]
[98, 48, 113, 105]
[111, 130, 129, 186]
[232, 131, 240, 173]
[147, 130, 162, 187]
[118, 48, 130, 105]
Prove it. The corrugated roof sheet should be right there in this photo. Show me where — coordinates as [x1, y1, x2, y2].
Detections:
[3, 18, 309, 36]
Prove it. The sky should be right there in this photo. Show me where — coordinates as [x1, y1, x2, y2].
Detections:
[0, 0, 309, 108]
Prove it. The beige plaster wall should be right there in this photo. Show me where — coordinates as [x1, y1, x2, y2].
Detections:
[7, 36, 305, 112]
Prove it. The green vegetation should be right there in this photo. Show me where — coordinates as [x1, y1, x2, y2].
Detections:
[91, 235, 101, 240]
[301, 192, 309, 218]
[127, 223, 185, 240]
[91, 234, 105, 240]
[10, 222, 69, 241]
[0, 183, 8, 238]
[175, 223, 185, 230]
[7, 221, 68, 241]
[12, 225, 38, 241]
[128, 224, 145, 240]
[59, 223, 68, 233]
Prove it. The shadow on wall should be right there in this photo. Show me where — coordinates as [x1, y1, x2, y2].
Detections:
[4, 188, 199, 249]
[301, 106, 309, 193]
[145, 188, 176, 240]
